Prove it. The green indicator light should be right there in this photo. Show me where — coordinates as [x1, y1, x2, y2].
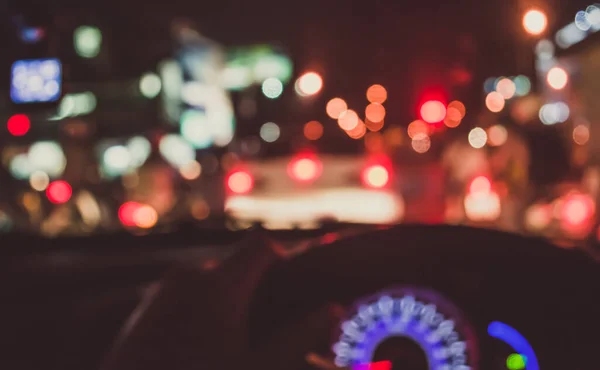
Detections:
[507, 353, 527, 369]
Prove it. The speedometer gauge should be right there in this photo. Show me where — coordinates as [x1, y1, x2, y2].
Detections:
[332, 287, 478, 370]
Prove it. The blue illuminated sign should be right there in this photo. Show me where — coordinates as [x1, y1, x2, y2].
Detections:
[10, 58, 62, 104]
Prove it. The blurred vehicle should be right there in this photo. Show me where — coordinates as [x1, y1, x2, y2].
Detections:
[224, 153, 405, 228]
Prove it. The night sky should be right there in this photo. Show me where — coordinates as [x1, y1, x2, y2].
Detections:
[0, 0, 594, 171]
[3, 0, 593, 111]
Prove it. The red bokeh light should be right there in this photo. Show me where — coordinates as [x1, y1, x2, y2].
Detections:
[362, 164, 390, 189]
[46, 181, 72, 204]
[227, 170, 254, 194]
[288, 154, 322, 182]
[562, 194, 594, 226]
[119, 202, 142, 227]
[469, 176, 492, 194]
[7, 114, 30, 136]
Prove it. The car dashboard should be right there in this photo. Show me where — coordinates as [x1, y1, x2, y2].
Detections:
[249, 226, 598, 370]
[2, 225, 599, 370]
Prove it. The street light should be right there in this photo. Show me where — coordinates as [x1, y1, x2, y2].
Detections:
[523, 9, 548, 36]
[546, 66, 568, 90]
[295, 72, 323, 97]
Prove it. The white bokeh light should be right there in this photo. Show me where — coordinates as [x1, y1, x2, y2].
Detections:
[259, 122, 280, 142]
[159, 134, 196, 168]
[468, 127, 488, 149]
[28, 141, 67, 178]
[103, 145, 132, 173]
[139, 73, 162, 98]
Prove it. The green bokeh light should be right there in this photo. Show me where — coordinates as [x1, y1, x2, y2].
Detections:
[261, 77, 283, 99]
[225, 45, 293, 90]
[506, 353, 527, 370]
[74, 26, 102, 58]
[513, 75, 532, 97]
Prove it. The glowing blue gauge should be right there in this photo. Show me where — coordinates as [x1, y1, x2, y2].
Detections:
[488, 322, 539, 370]
[332, 287, 478, 370]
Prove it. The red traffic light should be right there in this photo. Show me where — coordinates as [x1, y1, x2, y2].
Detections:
[7, 114, 30, 136]
[419, 100, 447, 124]
[46, 181, 72, 204]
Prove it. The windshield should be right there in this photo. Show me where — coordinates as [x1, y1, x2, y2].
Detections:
[1, 0, 598, 250]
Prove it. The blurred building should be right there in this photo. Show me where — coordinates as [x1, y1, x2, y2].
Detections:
[548, 28, 600, 168]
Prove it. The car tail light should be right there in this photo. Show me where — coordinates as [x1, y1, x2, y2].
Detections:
[362, 164, 390, 188]
[119, 202, 142, 227]
[227, 170, 254, 194]
[469, 175, 492, 194]
[288, 154, 322, 182]
[561, 193, 594, 227]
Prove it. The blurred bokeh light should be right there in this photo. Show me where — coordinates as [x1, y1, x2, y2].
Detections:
[295, 72, 323, 97]
[304, 121, 324, 140]
[326, 98, 348, 119]
[485, 91, 505, 113]
[468, 128, 487, 149]
[365, 103, 386, 123]
[261, 77, 284, 99]
[420, 101, 446, 123]
[496, 78, 516, 99]
[338, 109, 359, 131]
[546, 66, 568, 90]
[74, 25, 102, 58]
[523, 9, 548, 35]
[366, 84, 387, 104]
[260, 122, 281, 143]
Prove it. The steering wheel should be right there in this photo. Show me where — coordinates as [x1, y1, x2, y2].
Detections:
[102, 225, 599, 370]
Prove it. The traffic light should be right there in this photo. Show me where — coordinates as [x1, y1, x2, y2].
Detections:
[6, 114, 30, 136]
[419, 100, 446, 124]
[416, 87, 448, 125]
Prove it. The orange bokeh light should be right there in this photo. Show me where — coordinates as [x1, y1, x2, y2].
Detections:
[326, 98, 348, 119]
[365, 103, 386, 123]
[347, 120, 367, 139]
[444, 108, 462, 128]
[304, 120, 324, 140]
[134, 205, 158, 229]
[407, 120, 430, 139]
[338, 109, 359, 131]
[444, 101, 465, 128]
[366, 119, 384, 132]
[366, 84, 387, 104]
